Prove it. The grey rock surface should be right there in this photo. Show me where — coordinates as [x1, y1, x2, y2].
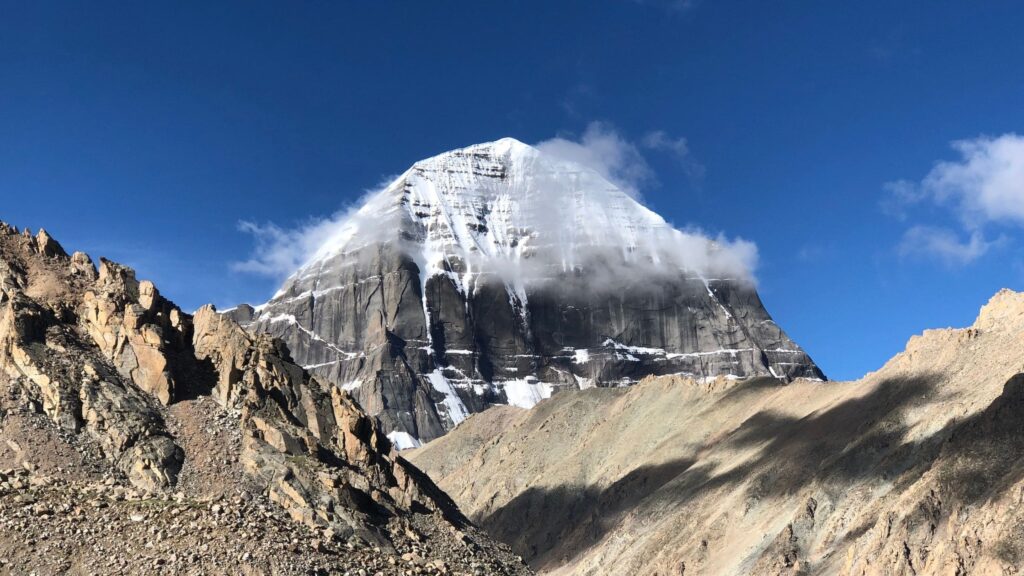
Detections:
[232, 139, 824, 442]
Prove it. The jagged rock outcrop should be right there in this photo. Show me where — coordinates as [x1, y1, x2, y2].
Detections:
[408, 288, 1024, 575]
[80, 260, 197, 406]
[192, 305, 483, 545]
[0, 224, 183, 491]
[231, 138, 824, 443]
[0, 222, 531, 574]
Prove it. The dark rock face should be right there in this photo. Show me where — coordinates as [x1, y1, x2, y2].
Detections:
[231, 139, 824, 443]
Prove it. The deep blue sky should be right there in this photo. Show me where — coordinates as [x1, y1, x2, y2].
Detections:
[3, 1, 1023, 380]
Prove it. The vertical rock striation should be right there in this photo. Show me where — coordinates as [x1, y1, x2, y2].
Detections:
[232, 138, 824, 442]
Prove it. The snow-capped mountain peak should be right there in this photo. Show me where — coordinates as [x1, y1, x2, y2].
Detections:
[232, 138, 822, 444]
[297, 137, 753, 291]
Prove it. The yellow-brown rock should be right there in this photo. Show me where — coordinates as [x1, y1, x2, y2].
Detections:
[0, 221, 530, 574]
[409, 288, 1024, 576]
[0, 226, 183, 492]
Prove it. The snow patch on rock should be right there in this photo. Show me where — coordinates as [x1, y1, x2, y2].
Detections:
[502, 378, 553, 409]
[387, 431, 422, 451]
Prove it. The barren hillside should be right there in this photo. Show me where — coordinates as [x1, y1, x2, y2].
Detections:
[409, 289, 1024, 575]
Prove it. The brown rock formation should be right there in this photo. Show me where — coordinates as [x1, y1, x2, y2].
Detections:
[0, 222, 530, 574]
[192, 305, 479, 545]
[0, 225, 183, 491]
[80, 261, 195, 406]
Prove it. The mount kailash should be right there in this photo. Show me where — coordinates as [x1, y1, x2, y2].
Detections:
[228, 138, 824, 445]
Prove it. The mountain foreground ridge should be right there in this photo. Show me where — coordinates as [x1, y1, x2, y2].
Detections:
[0, 222, 530, 575]
[409, 287, 1024, 575]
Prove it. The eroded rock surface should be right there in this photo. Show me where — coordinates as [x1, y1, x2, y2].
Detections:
[0, 222, 530, 574]
[0, 224, 182, 491]
[192, 305, 488, 547]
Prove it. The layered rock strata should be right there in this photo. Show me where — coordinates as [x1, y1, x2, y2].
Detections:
[232, 138, 824, 443]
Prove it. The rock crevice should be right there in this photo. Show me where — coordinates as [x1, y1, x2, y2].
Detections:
[0, 221, 530, 574]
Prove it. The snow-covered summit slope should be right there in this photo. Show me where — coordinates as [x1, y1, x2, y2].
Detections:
[230, 138, 824, 443]
[293, 138, 753, 290]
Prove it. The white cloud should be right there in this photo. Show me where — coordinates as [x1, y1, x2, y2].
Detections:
[535, 122, 653, 198]
[536, 123, 705, 196]
[231, 218, 340, 278]
[796, 243, 834, 263]
[232, 182, 395, 279]
[897, 226, 994, 266]
[642, 130, 690, 157]
[884, 133, 1024, 265]
[879, 179, 929, 220]
[530, 124, 754, 282]
[234, 128, 757, 285]
[922, 134, 1024, 227]
[642, 130, 706, 183]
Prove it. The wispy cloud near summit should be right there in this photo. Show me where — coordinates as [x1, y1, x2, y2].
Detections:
[535, 122, 704, 198]
[233, 126, 749, 284]
[231, 186, 389, 280]
[535, 122, 654, 199]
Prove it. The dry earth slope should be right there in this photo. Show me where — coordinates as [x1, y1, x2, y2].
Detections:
[409, 288, 1024, 575]
[0, 222, 530, 575]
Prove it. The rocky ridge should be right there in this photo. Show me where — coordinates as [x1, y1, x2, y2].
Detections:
[409, 288, 1024, 575]
[0, 222, 529, 575]
[231, 138, 823, 444]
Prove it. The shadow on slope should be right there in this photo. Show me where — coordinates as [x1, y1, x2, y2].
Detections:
[933, 373, 1024, 505]
[479, 458, 698, 564]
[722, 375, 939, 502]
[824, 373, 1024, 571]
[478, 374, 942, 569]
